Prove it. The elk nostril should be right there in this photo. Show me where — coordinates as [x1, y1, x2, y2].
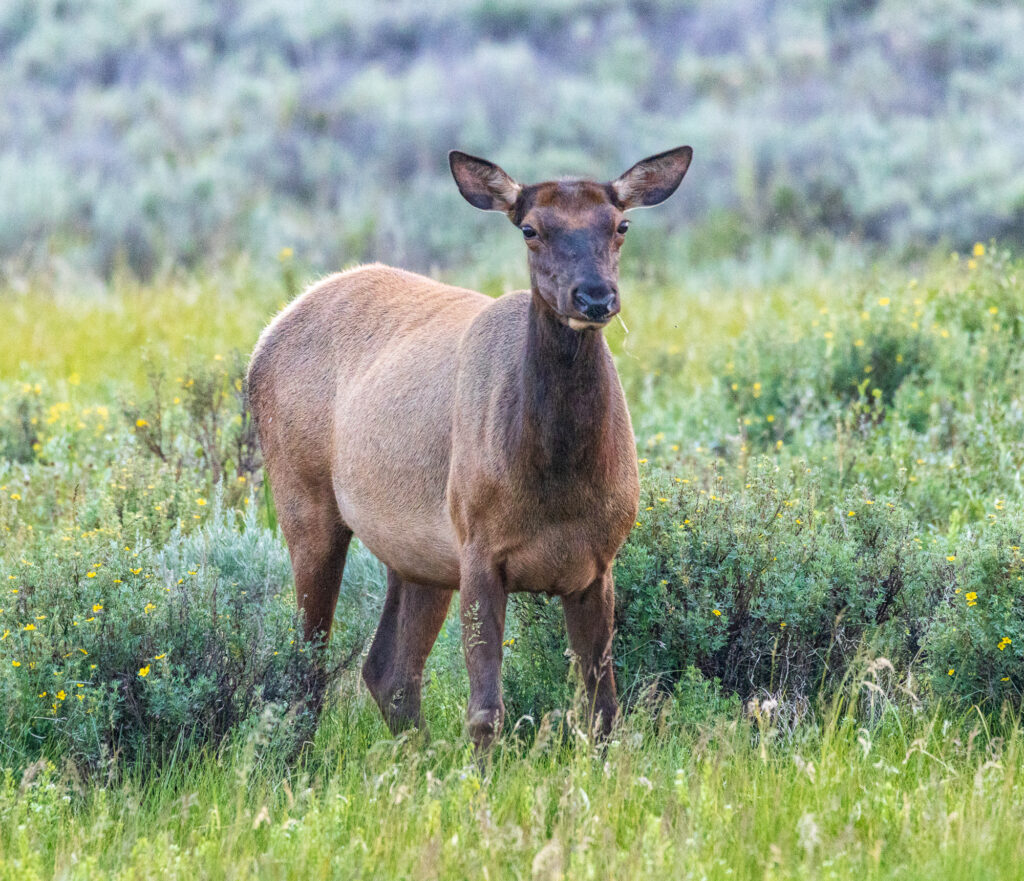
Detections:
[572, 282, 616, 312]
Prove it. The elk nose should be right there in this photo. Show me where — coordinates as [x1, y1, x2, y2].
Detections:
[571, 281, 618, 321]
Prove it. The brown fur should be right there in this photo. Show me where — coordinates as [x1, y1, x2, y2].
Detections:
[248, 147, 692, 747]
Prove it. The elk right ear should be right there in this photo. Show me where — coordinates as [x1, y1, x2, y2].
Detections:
[449, 151, 522, 216]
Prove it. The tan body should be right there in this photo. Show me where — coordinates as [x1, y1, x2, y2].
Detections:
[253, 263, 638, 585]
[249, 147, 692, 746]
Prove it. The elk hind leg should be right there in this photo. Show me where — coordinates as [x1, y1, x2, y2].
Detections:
[271, 486, 352, 717]
[363, 569, 453, 733]
[269, 470, 351, 648]
[283, 506, 352, 645]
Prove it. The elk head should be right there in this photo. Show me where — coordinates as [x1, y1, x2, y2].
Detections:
[449, 146, 692, 330]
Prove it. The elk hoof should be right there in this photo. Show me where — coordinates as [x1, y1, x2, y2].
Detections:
[467, 707, 503, 749]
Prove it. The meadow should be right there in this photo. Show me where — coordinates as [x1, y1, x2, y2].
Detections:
[2, 243, 1024, 879]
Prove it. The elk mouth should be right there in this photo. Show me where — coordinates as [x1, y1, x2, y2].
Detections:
[565, 312, 617, 331]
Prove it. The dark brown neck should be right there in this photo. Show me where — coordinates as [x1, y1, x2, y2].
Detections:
[514, 289, 615, 483]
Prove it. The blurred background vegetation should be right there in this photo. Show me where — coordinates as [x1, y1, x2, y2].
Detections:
[2, 0, 1023, 284]
[5, 8, 1024, 875]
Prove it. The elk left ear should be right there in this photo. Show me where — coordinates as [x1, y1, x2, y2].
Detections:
[449, 150, 522, 216]
[611, 146, 693, 210]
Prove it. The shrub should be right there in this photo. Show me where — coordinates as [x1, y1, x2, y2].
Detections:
[3, 1, 1024, 278]
[0, 493, 372, 770]
[504, 251, 1024, 721]
[5, 251, 1024, 768]
[124, 354, 261, 497]
[0, 364, 385, 771]
[920, 515, 1024, 705]
[504, 461, 1024, 720]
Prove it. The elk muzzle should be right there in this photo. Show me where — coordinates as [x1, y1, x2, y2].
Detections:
[569, 280, 619, 325]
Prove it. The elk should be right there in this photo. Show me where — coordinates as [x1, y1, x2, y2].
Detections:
[247, 146, 693, 747]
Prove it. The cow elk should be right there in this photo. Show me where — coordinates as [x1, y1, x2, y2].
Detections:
[248, 145, 693, 747]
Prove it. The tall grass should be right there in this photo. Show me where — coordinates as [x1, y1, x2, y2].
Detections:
[2, 681, 1023, 880]
[2, 246, 1023, 878]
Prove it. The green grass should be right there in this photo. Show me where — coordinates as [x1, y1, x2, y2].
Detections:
[2, 244, 1024, 879]
[3, 686, 1024, 880]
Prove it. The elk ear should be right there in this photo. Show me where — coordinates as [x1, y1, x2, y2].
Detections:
[612, 146, 693, 210]
[449, 151, 522, 215]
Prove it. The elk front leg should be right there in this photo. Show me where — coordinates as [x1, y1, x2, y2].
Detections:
[562, 570, 618, 737]
[459, 550, 508, 749]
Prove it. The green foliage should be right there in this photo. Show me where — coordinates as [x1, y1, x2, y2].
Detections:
[504, 246, 1024, 719]
[921, 517, 1024, 705]
[3, 691, 1024, 879]
[0, 362, 382, 771]
[615, 464, 919, 698]
[3, 0, 1024, 279]
[4, 247, 1024, 771]
[720, 248, 1024, 451]
[501, 594, 571, 724]
[0, 490, 336, 769]
[3, 246, 1024, 877]
[124, 354, 261, 492]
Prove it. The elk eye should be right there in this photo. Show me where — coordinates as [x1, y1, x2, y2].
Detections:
[617, 220, 630, 235]
[521, 225, 538, 239]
